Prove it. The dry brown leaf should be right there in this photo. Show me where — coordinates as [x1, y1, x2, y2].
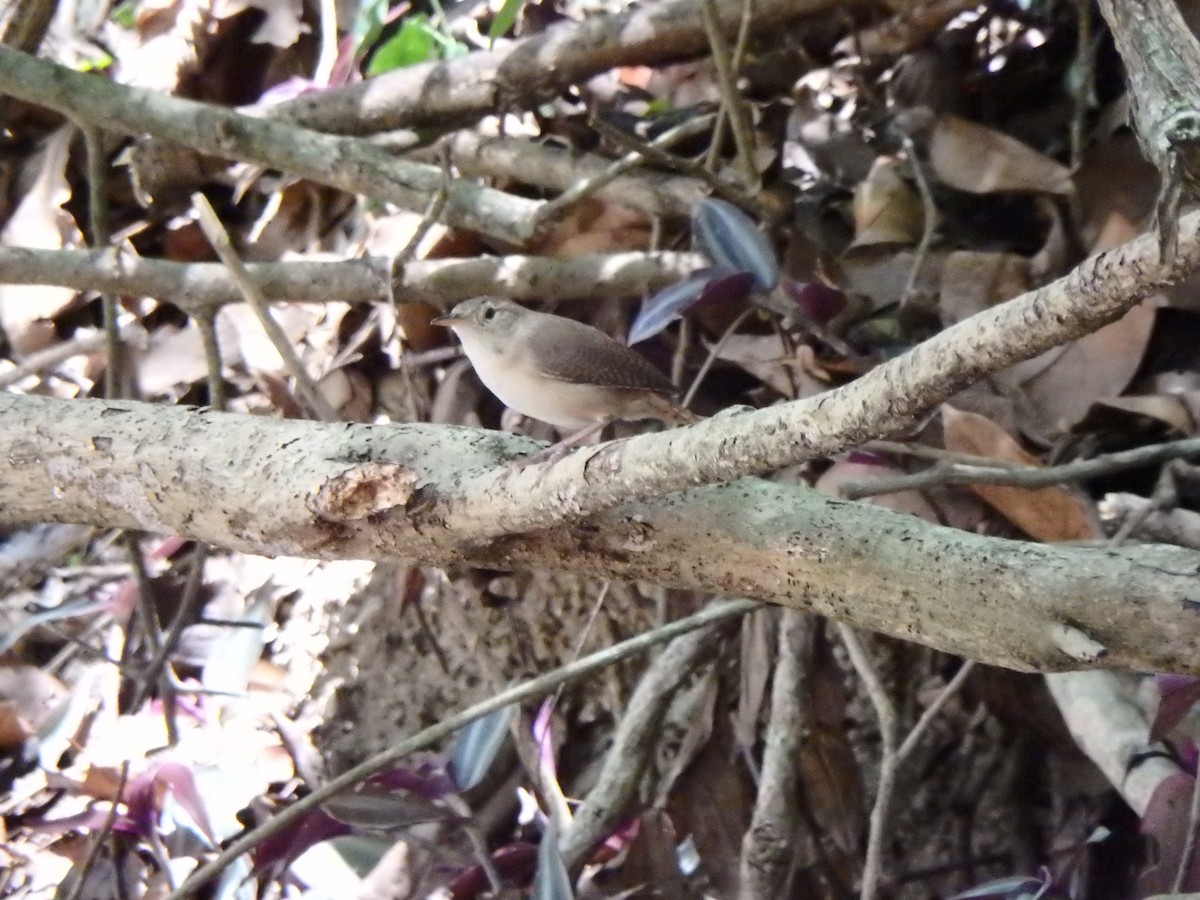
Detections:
[663, 714, 752, 898]
[531, 197, 650, 257]
[121, 0, 207, 94]
[841, 247, 947, 312]
[1074, 133, 1158, 253]
[710, 333, 834, 399]
[216, 302, 349, 374]
[798, 626, 865, 854]
[318, 368, 374, 422]
[733, 609, 774, 752]
[941, 405, 1095, 542]
[939, 251, 1032, 326]
[929, 115, 1073, 196]
[815, 456, 940, 521]
[0, 665, 67, 748]
[136, 320, 210, 396]
[0, 702, 31, 748]
[849, 155, 924, 248]
[1004, 297, 1158, 434]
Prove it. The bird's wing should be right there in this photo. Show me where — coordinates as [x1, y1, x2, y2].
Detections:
[529, 316, 678, 395]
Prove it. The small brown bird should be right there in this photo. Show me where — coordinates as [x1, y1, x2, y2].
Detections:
[431, 297, 696, 461]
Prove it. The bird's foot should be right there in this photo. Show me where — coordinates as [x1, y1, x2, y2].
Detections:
[506, 419, 611, 472]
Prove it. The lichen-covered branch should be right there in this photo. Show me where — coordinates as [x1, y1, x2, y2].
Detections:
[0, 46, 540, 243]
[272, 0, 840, 134]
[0, 246, 704, 313]
[1097, 0, 1200, 256]
[3, 393, 1200, 674]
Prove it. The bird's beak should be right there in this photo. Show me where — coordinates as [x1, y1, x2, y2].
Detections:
[430, 313, 460, 327]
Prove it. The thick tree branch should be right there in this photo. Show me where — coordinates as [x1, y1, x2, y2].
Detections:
[0, 47, 540, 243]
[0, 246, 704, 313]
[272, 0, 842, 135]
[3, 393, 1200, 674]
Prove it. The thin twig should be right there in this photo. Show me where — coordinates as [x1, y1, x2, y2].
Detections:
[314, 0, 339, 85]
[864, 440, 1023, 468]
[699, 0, 758, 187]
[0, 245, 704, 315]
[82, 124, 121, 400]
[1070, 0, 1094, 170]
[164, 597, 757, 900]
[393, 146, 451, 274]
[124, 533, 179, 745]
[192, 194, 339, 422]
[0, 323, 141, 390]
[588, 114, 772, 219]
[536, 116, 723, 226]
[64, 761, 130, 900]
[561, 616, 731, 869]
[1108, 460, 1182, 548]
[899, 133, 938, 309]
[671, 316, 691, 387]
[683, 307, 754, 408]
[195, 313, 226, 411]
[704, 0, 756, 181]
[837, 624, 897, 900]
[128, 543, 209, 713]
[1174, 745, 1200, 890]
[895, 660, 975, 763]
[841, 436, 1200, 500]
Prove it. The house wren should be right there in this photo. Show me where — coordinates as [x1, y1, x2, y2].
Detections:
[431, 297, 696, 460]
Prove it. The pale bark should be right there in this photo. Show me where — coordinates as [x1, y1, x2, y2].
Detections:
[0, 247, 704, 315]
[0, 47, 540, 244]
[272, 0, 844, 134]
[4, 392, 1200, 674]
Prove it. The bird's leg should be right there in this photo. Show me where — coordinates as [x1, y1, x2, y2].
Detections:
[511, 418, 613, 469]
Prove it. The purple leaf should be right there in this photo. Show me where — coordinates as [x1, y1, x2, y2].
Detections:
[367, 764, 455, 801]
[322, 784, 454, 829]
[1152, 675, 1200, 742]
[450, 705, 515, 791]
[533, 700, 558, 784]
[949, 874, 1052, 900]
[253, 806, 350, 874]
[447, 842, 538, 898]
[782, 279, 848, 326]
[532, 818, 573, 900]
[628, 269, 756, 344]
[628, 275, 709, 345]
[149, 761, 216, 845]
[692, 198, 779, 291]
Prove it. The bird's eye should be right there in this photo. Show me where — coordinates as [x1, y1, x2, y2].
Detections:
[483, 306, 497, 321]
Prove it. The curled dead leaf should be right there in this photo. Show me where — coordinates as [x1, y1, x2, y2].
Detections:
[849, 156, 924, 249]
[941, 405, 1095, 542]
[928, 116, 1073, 196]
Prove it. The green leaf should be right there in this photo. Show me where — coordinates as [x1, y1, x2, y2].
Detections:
[488, 0, 524, 41]
[109, 0, 137, 28]
[424, 21, 469, 58]
[367, 15, 438, 74]
[351, 0, 390, 59]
